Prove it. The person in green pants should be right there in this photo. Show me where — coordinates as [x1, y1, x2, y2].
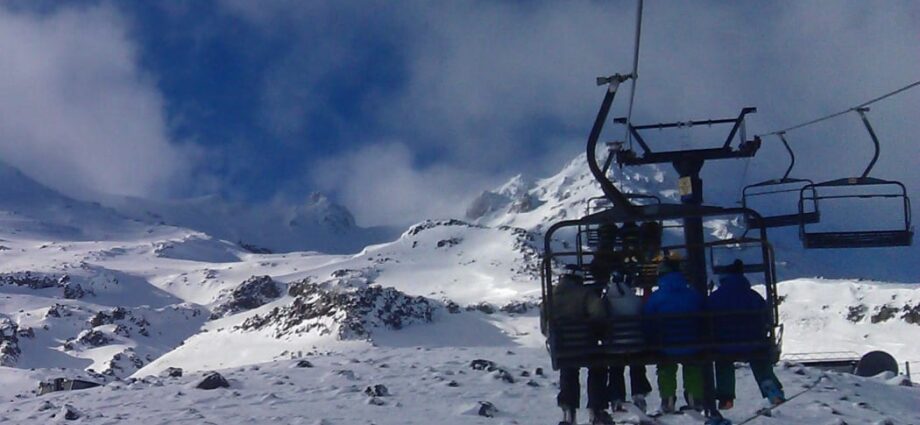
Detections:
[708, 261, 785, 409]
[642, 259, 706, 412]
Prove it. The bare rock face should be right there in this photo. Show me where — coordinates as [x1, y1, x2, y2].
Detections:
[76, 330, 112, 347]
[0, 272, 63, 289]
[238, 270, 437, 340]
[0, 316, 22, 366]
[210, 275, 281, 319]
[196, 372, 230, 390]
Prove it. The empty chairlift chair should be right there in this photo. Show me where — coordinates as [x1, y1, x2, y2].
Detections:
[799, 108, 914, 249]
[742, 133, 820, 228]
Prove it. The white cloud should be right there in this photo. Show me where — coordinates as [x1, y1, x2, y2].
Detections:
[311, 142, 494, 227]
[222, 1, 920, 226]
[0, 4, 191, 199]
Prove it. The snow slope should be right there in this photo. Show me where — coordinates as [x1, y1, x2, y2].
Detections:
[2, 345, 918, 425]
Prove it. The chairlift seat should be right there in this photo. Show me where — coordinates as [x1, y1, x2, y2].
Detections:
[802, 229, 913, 249]
[743, 177, 820, 229]
[800, 177, 913, 249]
[749, 211, 820, 229]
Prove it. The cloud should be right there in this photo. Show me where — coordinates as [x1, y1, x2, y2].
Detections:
[311, 142, 494, 227]
[0, 4, 192, 199]
[221, 1, 920, 226]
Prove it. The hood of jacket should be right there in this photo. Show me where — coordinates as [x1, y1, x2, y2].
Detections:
[718, 273, 752, 291]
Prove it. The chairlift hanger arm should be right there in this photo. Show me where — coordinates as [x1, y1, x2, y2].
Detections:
[855, 107, 881, 179]
[587, 74, 638, 216]
[777, 133, 795, 180]
[613, 107, 759, 166]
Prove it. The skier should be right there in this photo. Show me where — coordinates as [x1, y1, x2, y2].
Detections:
[707, 260, 785, 409]
[605, 278, 652, 412]
[553, 272, 614, 425]
[642, 257, 705, 413]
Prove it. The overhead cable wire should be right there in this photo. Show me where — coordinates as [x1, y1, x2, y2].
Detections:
[624, 0, 644, 150]
[759, 79, 920, 137]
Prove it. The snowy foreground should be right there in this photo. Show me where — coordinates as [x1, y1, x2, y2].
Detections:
[2, 346, 918, 425]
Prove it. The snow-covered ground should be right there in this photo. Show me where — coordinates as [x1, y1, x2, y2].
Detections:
[2, 345, 918, 425]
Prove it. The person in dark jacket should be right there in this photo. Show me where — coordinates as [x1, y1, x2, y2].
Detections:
[707, 260, 785, 409]
[553, 273, 613, 425]
[642, 258, 705, 413]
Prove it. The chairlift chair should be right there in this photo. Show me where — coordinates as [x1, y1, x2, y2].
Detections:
[799, 108, 914, 249]
[542, 205, 781, 370]
[742, 133, 820, 228]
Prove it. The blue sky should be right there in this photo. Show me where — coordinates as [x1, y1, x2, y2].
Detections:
[0, 1, 917, 226]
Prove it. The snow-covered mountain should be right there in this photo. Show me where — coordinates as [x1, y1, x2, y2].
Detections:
[467, 154, 919, 283]
[100, 192, 399, 254]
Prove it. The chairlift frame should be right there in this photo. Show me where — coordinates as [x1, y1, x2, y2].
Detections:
[742, 133, 820, 228]
[799, 108, 913, 249]
[541, 205, 781, 370]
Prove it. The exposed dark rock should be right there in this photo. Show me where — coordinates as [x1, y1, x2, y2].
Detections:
[239, 273, 436, 340]
[45, 304, 63, 318]
[470, 359, 497, 371]
[406, 219, 483, 236]
[0, 316, 21, 366]
[477, 401, 498, 418]
[0, 272, 62, 289]
[526, 380, 540, 387]
[210, 275, 281, 319]
[113, 324, 131, 337]
[63, 282, 85, 299]
[847, 304, 868, 323]
[294, 360, 314, 368]
[466, 302, 495, 315]
[239, 241, 273, 254]
[445, 300, 461, 314]
[161, 367, 183, 378]
[871, 305, 900, 323]
[76, 330, 112, 347]
[56, 404, 81, 420]
[196, 372, 229, 390]
[494, 369, 515, 384]
[103, 349, 144, 376]
[500, 300, 539, 315]
[436, 237, 462, 248]
[364, 384, 389, 397]
[901, 303, 920, 325]
[535, 367, 545, 377]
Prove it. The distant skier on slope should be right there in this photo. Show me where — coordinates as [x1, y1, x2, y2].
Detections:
[642, 257, 705, 413]
[707, 260, 785, 409]
[552, 272, 614, 425]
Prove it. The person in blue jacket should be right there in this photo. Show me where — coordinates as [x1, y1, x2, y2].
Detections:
[707, 260, 785, 409]
[642, 257, 705, 413]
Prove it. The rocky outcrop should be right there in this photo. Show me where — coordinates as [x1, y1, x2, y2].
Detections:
[238, 270, 437, 340]
[210, 275, 282, 319]
[0, 316, 22, 366]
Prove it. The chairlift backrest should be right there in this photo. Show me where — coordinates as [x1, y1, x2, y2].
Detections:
[798, 109, 913, 249]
